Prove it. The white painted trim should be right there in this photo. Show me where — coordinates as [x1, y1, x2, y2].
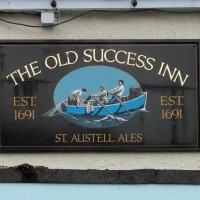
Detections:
[0, 0, 200, 11]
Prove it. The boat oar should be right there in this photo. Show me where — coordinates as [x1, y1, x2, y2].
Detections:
[91, 96, 122, 124]
[108, 92, 134, 117]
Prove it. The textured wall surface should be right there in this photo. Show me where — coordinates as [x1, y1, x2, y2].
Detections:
[1, 184, 200, 200]
[0, 10, 200, 170]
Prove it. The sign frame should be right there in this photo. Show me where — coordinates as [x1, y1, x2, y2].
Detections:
[0, 39, 199, 152]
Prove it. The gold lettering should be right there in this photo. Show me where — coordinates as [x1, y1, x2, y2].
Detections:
[104, 49, 116, 63]
[146, 57, 155, 70]
[77, 134, 84, 142]
[13, 97, 37, 107]
[29, 61, 41, 76]
[136, 55, 146, 68]
[55, 134, 62, 143]
[127, 52, 137, 66]
[13, 97, 21, 106]
[160, 96, 168, 106]
[177, 96, 184, 105]
[173, 71, 189, 87]
[115, 50, 127, 64]
[84, 134, 91, 142]
[71, 134, 79, 142]
[158, 62, 189, 87]
[56, 53, 68, 67]
[107, 134, 115, 143]
[130, 134, 137, 142]
[6, 62, 41, 86]
[66, 51, 78, 65]
[97, 134, 104, 142]
[17, 65, 32, 82]
[45, 55, 58, 69]
[6, 71, 19, 86]
[137, 133, 143, 142]
[157, 62, 165, 75]
[118, 133, 142, 143]
[55, 134, 68, 143]
[93, 49, 104, 62]
[161, 96, 184, 106]
[83, 49, 93, 62]
[118, 134, 126, 142]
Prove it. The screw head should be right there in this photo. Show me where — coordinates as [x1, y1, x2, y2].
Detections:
[131, 0, 138, 7]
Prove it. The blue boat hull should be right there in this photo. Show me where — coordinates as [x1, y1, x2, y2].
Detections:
[64, 92, 147, 117]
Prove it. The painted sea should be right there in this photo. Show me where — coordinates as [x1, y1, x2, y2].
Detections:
[50, 108, 148, 128]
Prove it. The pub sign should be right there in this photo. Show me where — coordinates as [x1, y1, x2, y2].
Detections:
[0, 40, 199, 152]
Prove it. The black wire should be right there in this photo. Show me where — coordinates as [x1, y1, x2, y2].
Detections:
[1, 8, 200, 15]
[0, 10, 94, 28]
[90, 8, 200, 14]
[0, 18, 44, 28]
[0, 9, 199, 28]
[0, 11, 40, 15]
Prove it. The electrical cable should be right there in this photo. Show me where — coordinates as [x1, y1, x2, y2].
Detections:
[0, 10, 93, 28]
[0, 8, 200, 28]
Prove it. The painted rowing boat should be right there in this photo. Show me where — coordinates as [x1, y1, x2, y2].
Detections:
[62, 92, 147, 117]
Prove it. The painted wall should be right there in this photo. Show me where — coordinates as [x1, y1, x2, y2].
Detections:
[0, 11, 200, 170]
[0, 184, 200, 200]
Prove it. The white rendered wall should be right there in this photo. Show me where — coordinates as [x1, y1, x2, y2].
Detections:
[0, 11, 200, 170]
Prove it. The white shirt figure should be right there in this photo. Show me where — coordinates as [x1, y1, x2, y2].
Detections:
[108, 80, 124, 104]
[109, 80, 124, 97]
[68, 88, 87, 106]
[91, 85, 108, 104]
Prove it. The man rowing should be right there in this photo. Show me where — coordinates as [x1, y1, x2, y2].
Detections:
[108, 80, 124, 104]
[90, 85, 108, 105]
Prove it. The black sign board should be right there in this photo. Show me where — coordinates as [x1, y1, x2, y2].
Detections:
[0, 40, 199, 152]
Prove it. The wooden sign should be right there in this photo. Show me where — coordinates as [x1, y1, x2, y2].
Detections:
[0, 40, 199, 152]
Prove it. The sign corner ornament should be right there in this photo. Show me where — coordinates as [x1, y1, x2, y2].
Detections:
[0, 40, 199, 152]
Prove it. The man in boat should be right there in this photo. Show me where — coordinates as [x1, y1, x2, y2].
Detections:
[90, 85, 108, 105]
[108, 80, 124, 104]
[68, 88, 87, 106]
